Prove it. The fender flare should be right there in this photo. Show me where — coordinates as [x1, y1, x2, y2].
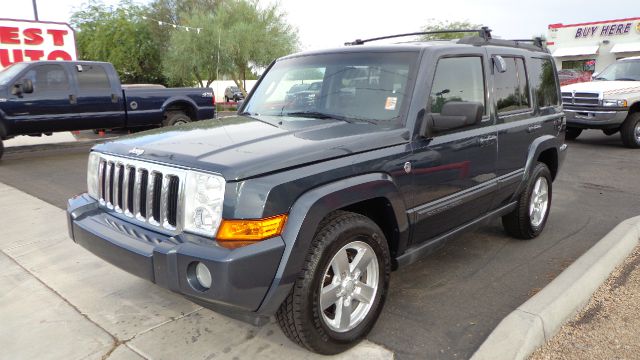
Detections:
[256, 172, 409, 315]
[514, 135, 562, 197]
[161, 96, 198, 118]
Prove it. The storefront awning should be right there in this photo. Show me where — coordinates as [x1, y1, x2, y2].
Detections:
[610, 43, 640, 53]
[552, 45, 600, 57]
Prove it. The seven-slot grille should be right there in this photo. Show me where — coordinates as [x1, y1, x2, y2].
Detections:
[96, 154, 185, 231]
[561, 91, 600, 107]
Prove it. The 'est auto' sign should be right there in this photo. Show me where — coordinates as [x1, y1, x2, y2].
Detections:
[0, 19, 77, 70]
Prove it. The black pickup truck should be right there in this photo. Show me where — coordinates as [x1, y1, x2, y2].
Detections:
[67, 29, 567, 354]
[0, 61, 215, 159]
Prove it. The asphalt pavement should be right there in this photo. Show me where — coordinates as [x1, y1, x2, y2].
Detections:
[0, 129, 638, 359]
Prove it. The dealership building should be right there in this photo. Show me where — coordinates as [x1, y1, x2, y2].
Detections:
[547, 17, 640, 73]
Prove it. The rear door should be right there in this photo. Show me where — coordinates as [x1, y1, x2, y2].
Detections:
[409, 52, 498, 244]
[71, 63, 125, 130]
[5, 63, 76, 134]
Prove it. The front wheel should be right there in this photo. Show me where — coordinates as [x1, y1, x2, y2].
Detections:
[620, 112, 640, 148]
[565, 127, 582, 140]
[276, 211, 390, 355]
[502, 162, 552, 239]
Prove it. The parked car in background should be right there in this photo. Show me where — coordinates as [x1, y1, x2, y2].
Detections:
[562, 56, 640, 147]
[0, 61, 216, 160]
[284, 81, 322, 106]
[558, 69, 591, 86]
[224, 86, 244, 102]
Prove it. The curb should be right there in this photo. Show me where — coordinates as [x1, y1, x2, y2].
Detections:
[471, 215, 640, 360]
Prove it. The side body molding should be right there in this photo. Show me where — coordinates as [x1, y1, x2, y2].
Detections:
[256, 172, 409, 315]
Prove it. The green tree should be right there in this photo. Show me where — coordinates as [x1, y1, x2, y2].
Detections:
[71, 0, 166, 84]
[419, 20, 484, 41]
[163, 0, 299, 91]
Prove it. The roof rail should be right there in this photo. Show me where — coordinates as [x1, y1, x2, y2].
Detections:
[344, 26, 492, 46]
[457, 36, 548, 52]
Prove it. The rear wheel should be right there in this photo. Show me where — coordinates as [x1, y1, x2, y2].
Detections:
[620, 112, 640, 148]
[162, 111, 191, 127]
[502, 162, 552, 239]
[276, 211, 390, 355]
[565, 127, 582, 140]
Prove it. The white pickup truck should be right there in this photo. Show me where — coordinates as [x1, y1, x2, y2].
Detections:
[562, 56, 640, 148]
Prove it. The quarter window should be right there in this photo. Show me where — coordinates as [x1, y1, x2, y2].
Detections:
[529, 58, 560, 108]
[77, 65, 111, 91]
[494, 57, 531, 113]
[429, 57, 485, 114]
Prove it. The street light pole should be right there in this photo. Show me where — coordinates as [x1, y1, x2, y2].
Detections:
[32, 0, 39, 21]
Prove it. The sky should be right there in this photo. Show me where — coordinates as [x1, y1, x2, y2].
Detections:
[3, 0, 639, 50]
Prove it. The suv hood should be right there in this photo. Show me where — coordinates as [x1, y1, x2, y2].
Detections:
[93, 116, 409, 180]
[562, 81, 640, 96]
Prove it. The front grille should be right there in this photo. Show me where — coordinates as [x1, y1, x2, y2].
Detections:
[561, 91, 600, 107]
[96, 154, 185, 231]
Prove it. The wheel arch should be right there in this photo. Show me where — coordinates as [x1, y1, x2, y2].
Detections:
[162, 97, 198, 120]
[256, 172, 409, 315]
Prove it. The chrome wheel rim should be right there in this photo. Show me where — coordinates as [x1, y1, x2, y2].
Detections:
[634, 122, 640, 142]
[529, 177, 549, 228]
[173, 120, 188, 126]
[319, 240, 379, 333]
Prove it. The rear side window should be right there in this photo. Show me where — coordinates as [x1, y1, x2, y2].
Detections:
[77, 65, 111, 91]
[429, 56, 485, 114]
[529, 58, 559, 108]
[494, 57, 531, 113]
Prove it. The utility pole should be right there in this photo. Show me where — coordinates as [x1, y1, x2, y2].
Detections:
[32, 0, 39, 21]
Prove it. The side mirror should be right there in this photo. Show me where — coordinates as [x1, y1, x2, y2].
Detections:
[493, 56, 507, 73]
[426, 101, 484, 134]
[22, 79, 33, 94]
[591, 72, 599, 80]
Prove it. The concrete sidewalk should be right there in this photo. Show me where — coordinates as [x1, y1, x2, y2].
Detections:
[0, 182, 393, 360]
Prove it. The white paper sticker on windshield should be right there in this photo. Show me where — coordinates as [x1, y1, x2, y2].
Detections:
[385, 97, 397, 110]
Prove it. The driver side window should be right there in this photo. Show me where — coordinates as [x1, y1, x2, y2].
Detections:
[21, 65, 69, 95]
[429, 56, 486, 114]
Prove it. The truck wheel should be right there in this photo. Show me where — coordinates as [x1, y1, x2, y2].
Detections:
[602, 128, 618, 136]
[276, 210, 390, 355]
[163, 111, 191, 127]
[502, 162, 552, 239]
[0, 138, 4, 161]
[620, 112, 640, 148]
[565, 127, 582, 140]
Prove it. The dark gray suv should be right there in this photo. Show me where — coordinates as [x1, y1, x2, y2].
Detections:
[67, 29, 566, 354]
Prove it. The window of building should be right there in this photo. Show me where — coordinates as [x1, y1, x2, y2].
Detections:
[529, 58, 560, 108]
[562, 59, 596, 73]
[429, 56, 485, 114]
[494, 57, 531, 114]
[77, 65, 111, 91]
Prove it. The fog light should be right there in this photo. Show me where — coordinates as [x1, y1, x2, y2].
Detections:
[195, 262, 212, 289]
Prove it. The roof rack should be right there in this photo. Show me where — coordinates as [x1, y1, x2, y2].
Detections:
[344, 27, 492, 46]
[457, 36, 548, 52]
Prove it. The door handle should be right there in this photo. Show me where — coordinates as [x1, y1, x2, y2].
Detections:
[527, 124, 542, 133]
[69, 94, 77, 104]
[479, 135, 497, 146]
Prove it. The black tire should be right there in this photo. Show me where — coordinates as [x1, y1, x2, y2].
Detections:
[502, 162, 553, 239]
[162, 111, 191, 127]
[225, 96, 229, 102]
[602, 128, 618, 136]
[565, 127, 582, 140]
[620, 112, 640, 148]
[276, 210, 391, 355]
[0, 138, 4, 161]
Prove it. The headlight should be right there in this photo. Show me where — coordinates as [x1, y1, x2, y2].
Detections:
[183, 171, 225, 237]
[602, 99, 628, 107]
[87, 152, 101, 199]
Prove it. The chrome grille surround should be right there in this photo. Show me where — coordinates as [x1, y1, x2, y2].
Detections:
[561, 91, 602, 107]
[96, 153, 186, 233]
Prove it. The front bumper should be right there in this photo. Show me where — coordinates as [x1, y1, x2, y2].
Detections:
[564, 107, 628, 129]
[67, 194, 284, 325]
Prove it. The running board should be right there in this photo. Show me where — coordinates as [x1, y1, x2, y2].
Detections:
[396, 202, 517, 268]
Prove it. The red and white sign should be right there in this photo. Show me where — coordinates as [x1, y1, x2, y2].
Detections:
[0, 19, 77, 70]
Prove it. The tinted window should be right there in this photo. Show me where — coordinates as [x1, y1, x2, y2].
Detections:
[23, 64, 69, 92]
[77, 65, 111, 91]
[429, 57, 485, 113]
[494, 57, 530, 113]
[529, 58, 559, 108]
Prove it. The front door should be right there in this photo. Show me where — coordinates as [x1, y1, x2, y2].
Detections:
[410, 54, 498, 244]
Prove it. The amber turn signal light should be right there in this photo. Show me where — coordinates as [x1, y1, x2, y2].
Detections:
[216, 214, 288, 249]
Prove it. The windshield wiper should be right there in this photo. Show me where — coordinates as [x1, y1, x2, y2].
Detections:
[284, 111, 377, 125]
[593, 76, 607, 81]
[615, 77, 638, 81]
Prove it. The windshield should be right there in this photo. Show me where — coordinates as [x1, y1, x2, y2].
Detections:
[595, 60, 640, 81]
[243, 51, 418, 123]
[0, 63, 28, 86]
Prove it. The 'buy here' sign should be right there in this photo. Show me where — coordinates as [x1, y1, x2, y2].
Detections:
[0, 19, 77, 70]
